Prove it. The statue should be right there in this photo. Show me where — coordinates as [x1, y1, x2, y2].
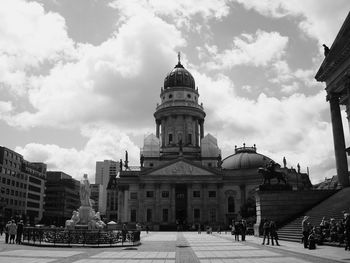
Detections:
[323, 44, 330, 56]
[217, 154, 222, 168]
[179, 138, 183, 152]
[283, 157, 287, 168]
[140, 154, 144, 168]
[65, 210, 80, 229]
[258, 161, 287, 185]
[88, 211, 106, 230]
[124, 151, 129, 169]
[119, 159, 123, 171]
[80, 174, 91, 206]
[297, 163, 300, 174]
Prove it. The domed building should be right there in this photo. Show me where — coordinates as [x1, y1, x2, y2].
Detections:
[108, 55, 311, 229]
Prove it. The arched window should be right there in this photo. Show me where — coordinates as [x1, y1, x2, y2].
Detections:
[228, 196, 235, 213]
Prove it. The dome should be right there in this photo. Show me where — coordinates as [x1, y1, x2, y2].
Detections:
[164, 62, 195, 90]
[222, 145, 273, 170]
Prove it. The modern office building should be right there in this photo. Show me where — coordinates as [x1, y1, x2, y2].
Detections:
[43, 171, 80, 226]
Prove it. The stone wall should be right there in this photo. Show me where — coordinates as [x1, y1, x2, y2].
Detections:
[254, 189, 336, 236]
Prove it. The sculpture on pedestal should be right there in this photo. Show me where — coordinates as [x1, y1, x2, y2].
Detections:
[258, 161, 287, 185]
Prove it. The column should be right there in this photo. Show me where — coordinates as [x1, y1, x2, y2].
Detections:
[187, 184, 192, 223]
[217, 183, 224, 224]
[195, 119, 199, 146]
[155, 183, 161, 223]
[138, 184, 145, 222]
[124, 188, 129, 222]
[201, 183, 207, 222]
[199, 120, 204, 139]
[161, 119, 166, 146]
[328, 93, 349, 187]
[170, 184, 176, 223]
[156, 120, 160, 138]
[117, 189, 124, 222]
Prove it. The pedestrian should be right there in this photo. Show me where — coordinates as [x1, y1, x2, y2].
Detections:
[344, 213, 350, 251]
[262, 219, 270, 245]
[0, 223, 3, 236]
[302, 216, 310, 248]
[16, 220, 24, 244]
[5, 221, 11, 244]
[241, 219, 247, 241]
[269, 220, 280, 246]
[145, 225, 149, 234]
[308, 229, 316, 250]
[198, 224, 201, 234]
[234, 221, 240, 241]
[8, 220, 17, 244]
[121, 223, 128, 242]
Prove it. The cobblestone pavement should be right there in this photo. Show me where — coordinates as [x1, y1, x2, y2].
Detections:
[0, 232, 350, 263]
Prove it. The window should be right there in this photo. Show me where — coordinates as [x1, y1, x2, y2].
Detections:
[130, 209, 137, 222]
[228, 196, 235, 213]
[208, 191, 216, 198]
[188, 134, 192, 145]
[187, 94, 191, 99]
[194, 209, 200, 220]
[162, 209, 168, 222]
[169, 94, 173, 99]
[146, 191, 154, 198]
[193, 191, 200, 198]
[168, 133, 173, 144]
[130, 192, 138, 200]
[162, 191, 169, 198]
[147, 209, 152, 222]
[209, 208, 216, 223]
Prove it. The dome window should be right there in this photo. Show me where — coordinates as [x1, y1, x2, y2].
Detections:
[187, 94, 191, 99]
[169, 94, 173, 99]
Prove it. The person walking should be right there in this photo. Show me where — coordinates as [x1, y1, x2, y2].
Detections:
[241, 219, 247, 241]
[16, 220, 24, 244]
[8, 220, 17, 244]
[234, 221, 240, 241]
[4, 221, 11, 244]
[262, 219, 270, 245]
[344, 213, 350, 251]
[302, 216, 310, 248]
[269, 220, 280, 246]
[0, 223, 4, 236]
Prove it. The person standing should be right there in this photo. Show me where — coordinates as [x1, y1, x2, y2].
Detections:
[234, 221, 240, 241]
[344, 213, 350, 251]
[8, 220, 17, 244]
[16, 220, 24, 244]
[269, 220, 280, 246]
[5, 221, 11, 244]
[241, 219, 247, 241]
[302, 216, 310, 248]
[262, 219, 270, 245]
[0, 223, 3, 236]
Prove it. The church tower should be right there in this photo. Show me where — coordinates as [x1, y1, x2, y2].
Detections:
[141, 54, 220, 168]
[154, 53, 205, 158]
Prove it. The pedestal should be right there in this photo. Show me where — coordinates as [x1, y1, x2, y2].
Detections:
[78, 206, 94, 225]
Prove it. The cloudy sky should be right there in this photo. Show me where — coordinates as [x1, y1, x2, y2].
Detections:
[1, 0, 349, 183]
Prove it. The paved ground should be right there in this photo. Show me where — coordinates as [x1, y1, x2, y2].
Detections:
[0, 232, 350, 263]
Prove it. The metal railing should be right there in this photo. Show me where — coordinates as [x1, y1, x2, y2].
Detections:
[22, 227, 141, 247]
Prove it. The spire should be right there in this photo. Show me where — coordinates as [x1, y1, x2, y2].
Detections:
[175, 51, 184, 68]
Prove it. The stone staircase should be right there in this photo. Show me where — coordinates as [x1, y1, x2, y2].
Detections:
[277, 187, 350, 242]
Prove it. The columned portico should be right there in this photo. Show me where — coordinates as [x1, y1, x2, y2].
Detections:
[328, 93, 349, 187]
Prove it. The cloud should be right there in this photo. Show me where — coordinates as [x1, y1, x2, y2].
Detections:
[233, 0, 350, 45]
[109, 0, 231, 29]
[204, 30, 288, 69]
[3, 4, 185, 130]
[15, 124, 140, 180]
[191, 68, 335, 183]
[0, 0, 75, 95]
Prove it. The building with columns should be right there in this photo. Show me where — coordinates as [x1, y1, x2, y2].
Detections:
[315, 11, 350, 188]
[108, 56, 310, 229]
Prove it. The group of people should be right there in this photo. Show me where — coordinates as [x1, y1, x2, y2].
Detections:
[229, 219, 248, 241]
[261, 219, 280, 246]
[1, 220, 24, 244]
[302, 213, 350, 250]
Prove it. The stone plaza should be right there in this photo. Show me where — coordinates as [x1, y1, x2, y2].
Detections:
[1, 232, 349, 263]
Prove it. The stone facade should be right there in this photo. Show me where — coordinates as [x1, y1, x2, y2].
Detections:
[107, 57, 310, 229]
[315, 12, 350, 187]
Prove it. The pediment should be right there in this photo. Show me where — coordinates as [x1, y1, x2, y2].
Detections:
[148, 160, 215, 176]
